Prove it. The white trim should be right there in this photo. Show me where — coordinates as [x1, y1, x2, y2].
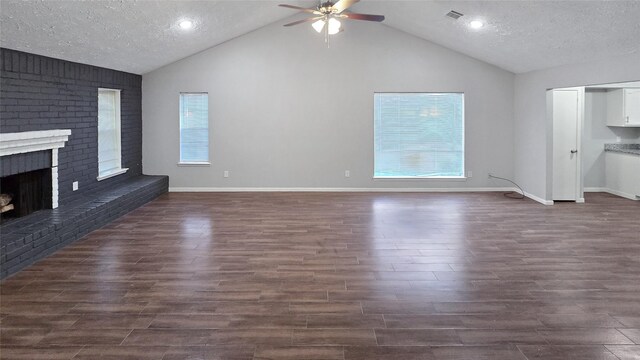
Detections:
[603, 188, 639, 201]
[579, 188, 638, 201]
[169, 187, 517, 193]
[0, 130, 71, 157]
[52, 148, 59, 167]
[524, 191, 554, 206]
[51, 164, 59, 208]
[373, 92, 465, 183]
[585, 187, 638, 200]
[0, 130, 72, 209]
[179, 92, 209, 164]
[52, 148, 59, 208]
[373, 176, 467, 181]
[550, 87, 584, 202]
[97, 168, 129, 181]
[98, 88, 123, 177]
[177, 162, 211, 166]
[584, 187, 608, 192]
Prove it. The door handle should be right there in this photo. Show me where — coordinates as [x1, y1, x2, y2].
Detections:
[570, 149, 578, 154]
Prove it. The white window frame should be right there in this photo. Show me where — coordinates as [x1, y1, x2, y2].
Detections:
[373, 92, 466, 179]
[179, 92, 210, 165]
[97, 88, 128, 181]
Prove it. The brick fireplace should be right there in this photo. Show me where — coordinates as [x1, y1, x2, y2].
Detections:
[0, 48, 167, 279]
[0, 130, 71, 219]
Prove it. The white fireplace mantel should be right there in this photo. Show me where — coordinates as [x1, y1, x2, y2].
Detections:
[0, 129, 72, 209]
[0, 130, 71, 157]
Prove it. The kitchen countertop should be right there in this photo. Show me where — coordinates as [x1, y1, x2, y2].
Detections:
[604, 143, 640, 156]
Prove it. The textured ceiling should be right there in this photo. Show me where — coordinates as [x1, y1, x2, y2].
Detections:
[357, 0, 640, 73]
[0, 0, 314, 74]
[1, 1, 639, 74]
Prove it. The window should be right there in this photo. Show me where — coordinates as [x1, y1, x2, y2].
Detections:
[374, 93, 464, 178]
[97, 88, 127, 180]
[179, 93, 209, 164]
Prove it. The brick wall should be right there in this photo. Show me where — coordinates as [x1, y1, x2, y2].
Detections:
[0, 48, 142, 205]
[1, 151, 52, 177]
[0, 175, 169, 278]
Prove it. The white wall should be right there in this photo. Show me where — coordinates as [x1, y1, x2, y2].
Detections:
[514, 53, 640, 201]
[583, 89, 640, 188]
[142, 19, 515, 190]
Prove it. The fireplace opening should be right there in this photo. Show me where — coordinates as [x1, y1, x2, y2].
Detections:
[0, 169, 52, 221]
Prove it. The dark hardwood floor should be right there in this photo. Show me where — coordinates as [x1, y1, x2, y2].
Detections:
[1, 191, 639, 359]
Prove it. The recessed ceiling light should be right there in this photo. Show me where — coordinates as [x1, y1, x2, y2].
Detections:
[469, 20, 484, 29]
[179, 20, 194, 30]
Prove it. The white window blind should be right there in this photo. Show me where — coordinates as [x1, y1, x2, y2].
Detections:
[98, 89, 124, 178]
[180, 93, 209, 163]
[374, 93, 464, 178]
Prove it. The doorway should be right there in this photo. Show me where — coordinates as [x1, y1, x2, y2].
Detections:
[550, 81, 640, 204]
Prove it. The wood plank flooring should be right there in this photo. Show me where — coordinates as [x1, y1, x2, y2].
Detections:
[1, 191, 639, 359]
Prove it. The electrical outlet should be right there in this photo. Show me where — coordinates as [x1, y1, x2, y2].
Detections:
[72, 181, 78, 191]
[345, 170, 350, 178]
[467, 170, 473, 178]
[223, 170, 229, 178]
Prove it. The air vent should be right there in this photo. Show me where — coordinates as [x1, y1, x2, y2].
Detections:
[446, 10, 464, 20]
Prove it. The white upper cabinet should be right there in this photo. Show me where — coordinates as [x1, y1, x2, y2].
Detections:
[625, 89, 640, 125]
[607, 88, 640, 127]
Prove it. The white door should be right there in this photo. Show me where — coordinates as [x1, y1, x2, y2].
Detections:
[624, 88, 640, 125]
[552, 89, 579, 201]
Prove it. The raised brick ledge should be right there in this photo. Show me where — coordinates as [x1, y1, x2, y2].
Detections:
[0, 175, 168, 278]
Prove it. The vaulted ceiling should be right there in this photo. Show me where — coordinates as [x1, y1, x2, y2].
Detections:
[2, 0, 639, 75]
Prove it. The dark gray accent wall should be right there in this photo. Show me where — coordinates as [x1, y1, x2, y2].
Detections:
[0, 151, 52, 177]
[0, 48, 142, 205]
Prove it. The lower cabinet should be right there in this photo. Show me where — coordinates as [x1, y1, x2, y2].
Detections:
[605, 152, 640, 199]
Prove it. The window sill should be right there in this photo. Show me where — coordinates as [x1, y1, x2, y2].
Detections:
[374, 176, 468, 181]
[97, 168, 128, 181]
[178, 162, 211, 167]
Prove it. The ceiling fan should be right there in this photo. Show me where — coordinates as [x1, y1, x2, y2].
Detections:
[279, 0, 385, 44]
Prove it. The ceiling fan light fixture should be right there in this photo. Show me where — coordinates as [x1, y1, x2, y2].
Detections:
[327, 18, 341, 35]
[312, 19, 326, 33]
[279, 0, 383, 43]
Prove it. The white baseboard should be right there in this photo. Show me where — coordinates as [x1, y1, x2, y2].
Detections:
[523, 191, 554, 206]
[169, 187, 517, 193]
[603, 188, 639, 201]
[584, 187, 607, 192]
[584, 187, 639, 200]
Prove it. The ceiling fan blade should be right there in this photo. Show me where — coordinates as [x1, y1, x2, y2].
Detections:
[279, 4, 321, 14]
[283, 16, 323, 27]
[343, 12, 385, 22]
[332, 0, 359, 13]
